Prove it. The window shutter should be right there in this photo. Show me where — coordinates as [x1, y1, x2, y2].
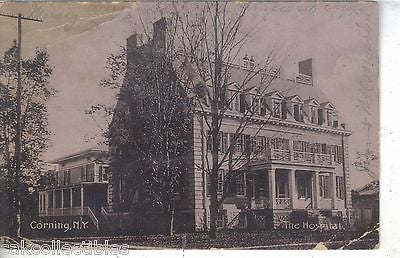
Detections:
[280, 100, 286, 119]
[222, 133, 228, 153]
[239, 94, 247, 113]
[260, 98, 266, 116]
[318, 108, 324, 125]
[206, 173, 211, 196]
[244, 134, 251, 154]
[229, 133, 236, 154]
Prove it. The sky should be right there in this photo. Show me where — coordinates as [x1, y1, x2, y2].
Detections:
[0, 2, 379, 189]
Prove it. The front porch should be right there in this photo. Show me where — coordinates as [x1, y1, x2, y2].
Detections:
[245, 167, 338, 211]
[38, 183, 108, 230]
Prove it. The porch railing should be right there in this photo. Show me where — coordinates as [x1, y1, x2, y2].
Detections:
[267, 149, 333, 166]
[42, 207, 88, 216]
[275, 198, 291, 209]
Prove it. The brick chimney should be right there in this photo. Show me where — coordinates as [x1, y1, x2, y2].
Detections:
[153, 17, 170, 50]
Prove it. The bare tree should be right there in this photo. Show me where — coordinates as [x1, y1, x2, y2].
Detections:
[89, 2, 283, 238]
[170, 2, 284, 239]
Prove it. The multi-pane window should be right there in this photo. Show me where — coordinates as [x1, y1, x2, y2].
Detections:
[217, 169, 225, 194]
[63, 170, 71, 186]
[251, 96, 266, 116]
[297, 174, 312, 198]
[310, 106, 317, 124]
[216, 209, 227, 229]
[218, 132, 228, 153]
[236, 173, 246, 196]
[326, 110, 333, 126]
[239, 94, 247, 113]
[319, 175, 330, 198]
[256, 136, 266, 152]
[273, 101, 281, 118]
[293, 140, 309, 152]
[336, 176, 345, 199]
[294, 104, 304, 122]
[235, 134, 245, 153]
[271, 138, 290, 150]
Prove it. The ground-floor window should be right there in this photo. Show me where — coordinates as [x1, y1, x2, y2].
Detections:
[319, 174, 330, 198]
[276, 172, 289, 198]
[217, 209, 227, 229]
[336, 176, 345, 199]
[297, 174, 312, 198]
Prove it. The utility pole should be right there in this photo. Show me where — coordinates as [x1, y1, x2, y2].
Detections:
[0, 12, 42, 239]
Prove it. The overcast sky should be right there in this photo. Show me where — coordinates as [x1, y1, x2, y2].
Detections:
[0, 2, 378, 188]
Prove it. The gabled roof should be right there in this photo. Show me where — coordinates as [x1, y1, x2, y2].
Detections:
[265, 90, 285, 99]
[304, 98, 320, 106]
[320, 101, 335, 110]
[287, 94, 303, 103]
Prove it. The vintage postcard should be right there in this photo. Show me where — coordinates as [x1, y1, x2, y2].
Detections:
[0, 1, 379, 253]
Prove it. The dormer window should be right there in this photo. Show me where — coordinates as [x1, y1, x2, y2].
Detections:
[273, 100, 281, 118]
[310, 106, 317, 124]
[326, 109, 333, 126]
[320, 102, 336, 127]
[294, 103, 304, 122]
[252, 95, 266, 116]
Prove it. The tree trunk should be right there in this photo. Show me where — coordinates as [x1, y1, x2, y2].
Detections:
[208, 2, 221, 240]
[169, 204, 175, 236]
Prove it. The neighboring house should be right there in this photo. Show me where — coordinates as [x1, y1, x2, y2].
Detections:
[38, 147, 110, 230]
[352, 180, 379, 230]
[105, 18, 353, 233]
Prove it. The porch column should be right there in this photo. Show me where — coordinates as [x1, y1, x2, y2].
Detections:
[330, 173, 336, 209]
[289, 169, 296, 209]
[81, 185, 84, 215]
[61, 189, 64, 216]
[268, 168, 276, 209]
[52, 190, 55, 210]
[70, 188, 73, 209]
[313, 171, 320, 209]
[94, 163, 98, 182]
[61, 189, 64, 208]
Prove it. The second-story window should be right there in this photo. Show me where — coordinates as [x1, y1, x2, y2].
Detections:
[63, 170, 71, 185]
[271, 138, 290, 150]
[81, 166, 87, 182]
[236, 173, 246, 196]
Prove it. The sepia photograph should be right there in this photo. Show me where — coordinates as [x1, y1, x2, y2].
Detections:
[0, 1, 380, 252]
